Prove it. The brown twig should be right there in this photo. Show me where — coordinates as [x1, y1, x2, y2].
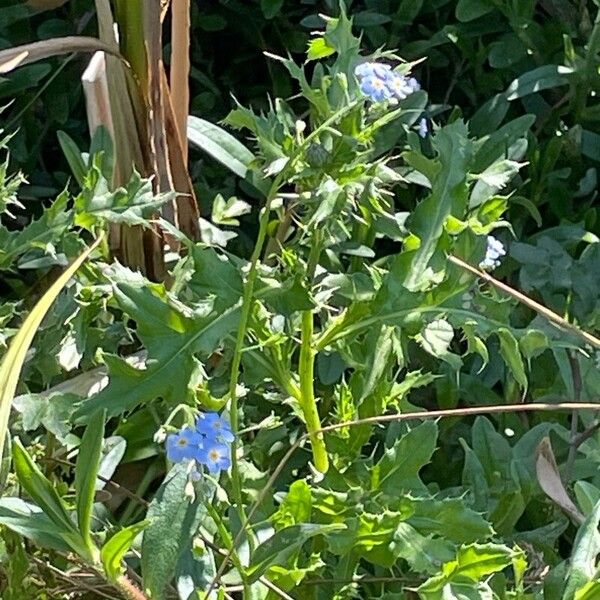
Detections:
[447, 255, 600, 350]
[43, 456, 150, 508]
[203, 401, 600, 598]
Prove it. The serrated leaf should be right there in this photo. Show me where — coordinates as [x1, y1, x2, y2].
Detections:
[307, 37, 335, 61]
[409, 497, 493, 543]
[75, 169, 174, 229]
[419, 319, 454, 356]
[376, 421, 438, 495]
[403, 120, 473, 291]
[247, 523, 345, 583]
[418, 543, 515, 594]
[0, 190, 72, 270]
[74, 265, 241, 421]
[470, 159, 523, 208]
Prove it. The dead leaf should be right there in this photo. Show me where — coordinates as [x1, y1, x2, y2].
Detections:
[536, 437, 585, 524]
[0, 37, 121, 74]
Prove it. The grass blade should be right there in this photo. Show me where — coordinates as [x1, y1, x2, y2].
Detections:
[0, 235, 103, 465]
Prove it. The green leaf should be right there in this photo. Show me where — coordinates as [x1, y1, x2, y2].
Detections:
[12, 440, 74, 534]
[497, 328, 528, 389]
[0, 497, 72, 552]
[519, 330, 549, 366]
[470, 160, 522, 208]
[187, 116, 255, 179]
[260, 0, 283, 19]
[472, 115, 535, 172]
[142, 464, 213, 600]
[574, 482, 600, 517]
[376, 421, 438, 495]
[246, 523, 344, 583]
[75, 168, 174, 229]
[0, 190, 73, 270]
[74, 265, 241, 421]
[471, 416, 511, 483]
[409, 497, 493, 543]
[57, 130, 87, 187]
[307, 37, 336, 61]
[101, 521, 149, 582]
[402, 120, 473, 291]
[189, 246, 243, 310]
[563, 500, 600, 600]
[504, 65, 573, 101]
[575, 581, 600, 600]
[418, 543, 515, 595]
[0, 237, 100, 464]
[74, 409, 106, 557]
[417, 319, 461, 369]
[456, 0, 494, 22]
[12, 440, 90, 559]
[273, 480, 312, 527]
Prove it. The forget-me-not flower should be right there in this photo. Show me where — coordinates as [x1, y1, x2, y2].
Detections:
[354, 61, 421, 104]
[199, 442, 232, 474]
[164, 411, 234, 476]
[196, 412, 235, 443]
[166, 427, 203, 463]
[480, 236, 506, 270]
[360, 75, 392, 102]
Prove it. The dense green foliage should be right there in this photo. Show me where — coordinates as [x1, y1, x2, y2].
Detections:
[1, 1, 600, 599]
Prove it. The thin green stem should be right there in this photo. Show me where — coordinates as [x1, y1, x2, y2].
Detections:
[205, 502, 251, 596]
[220, 100, 367, 595]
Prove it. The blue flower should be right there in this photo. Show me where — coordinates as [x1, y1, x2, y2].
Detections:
[166, 427, 203, 463]
[199, 442, 232, 474]
[354, 61, 391, 80]
[480, 236, 506, 270]
[386, 73, 413, 100]
[418, 117, 428, 138]
[407, 77, 421, 92]
[360, 75, 392, 102]
[196, 411, 235, 443]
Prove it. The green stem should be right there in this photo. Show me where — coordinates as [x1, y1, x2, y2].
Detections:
[224, 100, 362, 565]
[299, 310, 329, 473]
[205, 502, 252, 596]
[297, 228, 328, 473]
[227, 200, 275, 551]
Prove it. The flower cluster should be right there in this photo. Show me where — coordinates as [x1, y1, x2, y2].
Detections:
[354, 61, 420, 103]
[165, 412, 234, 474]
[480, 236, 506, 270]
